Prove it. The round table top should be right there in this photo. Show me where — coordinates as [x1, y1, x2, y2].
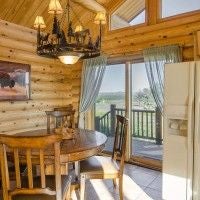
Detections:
[15, 129, 107, 162]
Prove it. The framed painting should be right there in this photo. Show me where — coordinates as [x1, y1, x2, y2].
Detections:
[0, 60, 30, 101]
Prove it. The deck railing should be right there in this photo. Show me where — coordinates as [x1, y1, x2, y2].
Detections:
[95, 104, 162, 144]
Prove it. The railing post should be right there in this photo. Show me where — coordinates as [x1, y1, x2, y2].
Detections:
[110, 104, 116, 135]
[95, 116, 100, 131]
[155, 107, 162, 145]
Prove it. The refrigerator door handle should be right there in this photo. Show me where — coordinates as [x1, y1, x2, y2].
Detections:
[186, 62, 195, 200]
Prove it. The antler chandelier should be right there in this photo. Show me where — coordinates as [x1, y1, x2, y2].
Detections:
[34, 0, 106, 64]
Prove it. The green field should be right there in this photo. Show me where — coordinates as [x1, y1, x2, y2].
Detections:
[95, 88, 156, 117]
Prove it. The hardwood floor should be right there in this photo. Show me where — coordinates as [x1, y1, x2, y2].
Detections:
[71, 163, 162, 200]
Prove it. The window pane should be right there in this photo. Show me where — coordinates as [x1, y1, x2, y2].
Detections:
[129, 10, 145, 26]
[95, 64, 125, 152]
[162, 0, 200, 18]
[110, 0, 145, 30]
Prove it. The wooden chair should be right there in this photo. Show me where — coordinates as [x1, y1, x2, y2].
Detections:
[53, 104, 73, 112]
[54, 105, 79, 128]
[45, 106, 76, 175]
[45, 110, 76, 133]
[0, 134, 71, 200]
[80, 115, 128, 200]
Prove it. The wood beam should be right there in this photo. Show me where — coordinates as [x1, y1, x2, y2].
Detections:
[146, 0, 159, 25]
[72, 0, 106, 12]
[106, 0, 126, 13]
[197, 31, 200, 57]
[194, 31, 200, 60]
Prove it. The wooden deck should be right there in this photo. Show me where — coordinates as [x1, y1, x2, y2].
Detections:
[104, 137, 163, 160]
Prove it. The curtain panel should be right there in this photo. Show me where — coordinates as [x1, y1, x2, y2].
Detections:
[79, 55, 107, 128]
[143, 45, 182, 113]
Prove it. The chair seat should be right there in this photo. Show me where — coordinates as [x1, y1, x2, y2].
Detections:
[12, 175, 71, 200]
[80, 156, 119, 175]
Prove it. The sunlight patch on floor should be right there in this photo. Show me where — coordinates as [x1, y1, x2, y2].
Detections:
[71, 174, 156, 200]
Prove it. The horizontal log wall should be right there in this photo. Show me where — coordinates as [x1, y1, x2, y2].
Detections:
[0, 20, 82, 135]
[1, 8, 199, 134]
[102, 11, 200, 61]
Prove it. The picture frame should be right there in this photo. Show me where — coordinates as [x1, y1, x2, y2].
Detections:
[0, 60, 31, 101]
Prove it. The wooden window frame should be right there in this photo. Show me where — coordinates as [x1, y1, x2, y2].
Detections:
[106, 0, 200, 35]
[91, 57, 162, 170]
[108, 0, 148, 32]
[158, 0, 200, 22]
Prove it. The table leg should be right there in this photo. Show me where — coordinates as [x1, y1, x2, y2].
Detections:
[65, 163, 69, 175]
[47, 115, 50, 133]
[75, 161, 80, 180]
[70, 161, 80, 191]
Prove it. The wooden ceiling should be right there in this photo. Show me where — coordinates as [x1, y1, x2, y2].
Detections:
[114, 0, 145, 23]
[0, 0, 113, 31]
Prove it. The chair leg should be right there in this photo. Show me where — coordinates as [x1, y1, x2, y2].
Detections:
[80, 174, 86, 200]
[113, 178, 117, 188]
[66, 183, 71, 200]
[75, 161, 80, 181]
[119, 176, 123, 200]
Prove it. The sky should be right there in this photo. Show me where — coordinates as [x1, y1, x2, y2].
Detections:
[162, 0, 200, 17]
[100, 63, 149, 93]
[100, 0, 200, 94]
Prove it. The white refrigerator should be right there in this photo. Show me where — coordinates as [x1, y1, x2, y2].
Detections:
[163, 61, 200, 200]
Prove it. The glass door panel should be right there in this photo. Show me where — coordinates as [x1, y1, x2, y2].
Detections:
[131, 63, 163, 161]
[95, 64, 125, 153]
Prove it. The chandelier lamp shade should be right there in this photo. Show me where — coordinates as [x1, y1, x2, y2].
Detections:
[34, 0, 106, 65]
[48, 0, 63, 14]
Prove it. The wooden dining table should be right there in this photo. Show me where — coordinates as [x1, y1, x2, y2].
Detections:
[14, 128, 107, 177]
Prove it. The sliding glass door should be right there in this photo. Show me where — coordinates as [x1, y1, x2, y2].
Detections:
[95, 64, 125, 153]
[94, 61, 163, 168]
[131, 62, 163, 166]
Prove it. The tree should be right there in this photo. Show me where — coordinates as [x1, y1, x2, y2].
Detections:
[134, 88, 156, 109]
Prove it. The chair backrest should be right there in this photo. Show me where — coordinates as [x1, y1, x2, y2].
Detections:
[46, 110, 76, 133]
[0, 134, 63, 200]
[112, 115, 128, 172]
[53, 104, 73, 112]
[54, 105, 78, 128]
[54, 106, 77, 128]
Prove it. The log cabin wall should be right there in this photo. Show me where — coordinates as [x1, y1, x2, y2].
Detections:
[101, 1, 200, 61]
[0, 19, 82, 135]
[0, 1, 200, 134]
[195, 31, 200, 60]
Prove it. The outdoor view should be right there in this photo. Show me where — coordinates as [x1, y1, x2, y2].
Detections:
[95, 63, 163, 161]
[131, 64, 162, 160]
[94, 0, 200, 162]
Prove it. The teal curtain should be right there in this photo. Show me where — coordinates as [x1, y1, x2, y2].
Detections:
[143, 45, 182, 113]
[79, 55, 107, 128]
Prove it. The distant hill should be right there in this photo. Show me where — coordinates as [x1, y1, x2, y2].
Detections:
[97, 92, 125, 102]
